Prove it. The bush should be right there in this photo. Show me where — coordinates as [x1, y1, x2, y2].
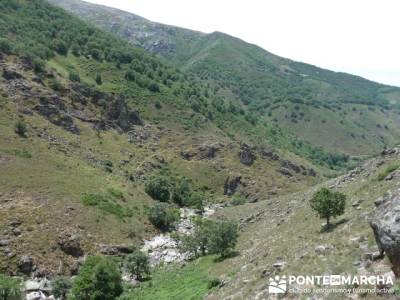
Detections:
[71, 256, 123, 300]
[230, 194, 246, 206]
[125, 249, 150, 281]
[177, 219, 238, 258]
[52, 276, 72, 300]
[310, 188, 346, 226]
[148, 202, 179, 231]
[69, 72, 81, 82]
[0, 274, 22, 300]
[207, 278, 221, 289]
[377, 164, 399, 181]
[95, 74, 102, 85]
[186, 192, 204, 210]
[0, 39, 12, 54]
[148, 82, 160, 93]
[14, 120, 26, 136]
[172, 178, 192, 206]
[145, 176, 172, 202]
[49, 78, 63, 91]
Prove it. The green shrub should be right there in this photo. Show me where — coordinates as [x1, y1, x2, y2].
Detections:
[177, 219, 238, 258]
[49, 78, 63, 91]
[145, 176, 172, 202]
[377, 164, 399, 181]
[0, 39, 12, 54]
[69, 72, 81, 82]
[52, 276, 72, 300]
[148, 82, 160, 93]
[148, 202, 179, 231]
[0, 274, 22, 300]
[125, 249, 150, 281]
[207, 278, 221, 289]
[172, 178, 192, 206]
[71, 256, 123, 300]
[95, 74, 102, 85]
[230, 194, 246, 206]
[14, 120, 26, 136]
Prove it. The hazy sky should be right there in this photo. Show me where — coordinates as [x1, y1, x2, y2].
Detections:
[84, 0, 400, 86]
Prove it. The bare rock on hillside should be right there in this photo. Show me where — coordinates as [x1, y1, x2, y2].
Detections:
[57, 232, 83, 257]
[370, 189, 400, 276]
[224, 176, 242, 196]
[238, 144, 256, 166]
[18, 255, 35, 275]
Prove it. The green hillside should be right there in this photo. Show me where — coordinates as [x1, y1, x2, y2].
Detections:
[50, 0, 400, 161]
[0, 0, 319, 275]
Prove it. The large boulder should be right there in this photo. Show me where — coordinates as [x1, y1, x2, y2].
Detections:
[238, 144, 256, 166]
[370, 190, 400, 276]
[58, 231, 83, 257]
[224, 176, 242, 196]
[18, 255, 35, 275]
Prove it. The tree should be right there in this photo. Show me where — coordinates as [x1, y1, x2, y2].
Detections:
[52, 276, 72, 300]
[148, 202, 179, 232]
[310, 188, 346, 226]
[69, 72, 81, 83]
[95, 74, 102, 85]
[0, 274, 21, 300]
[0, 39, 12, 54]
[177, 219, 238, 259]
[208, 220, 238, 258]
[71, 256, 123, 300]
[14, 120, 26, 137]
[172, 178, 192, 206]
[145, 176, 172, 202]
[125, 249, 150, 281]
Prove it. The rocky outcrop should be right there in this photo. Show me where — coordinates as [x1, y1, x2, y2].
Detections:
[102, 97, 143, 132]
[224, 176, 242, 196]
[18, 255, 35, 275]
[238, 144, 256, 166]
[57, 231, 83, 257]
[370, 189, 400, 276]
[99, 244, 134, 256]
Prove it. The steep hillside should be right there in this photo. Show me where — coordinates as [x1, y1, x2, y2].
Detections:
[50, 0, 400, 161]
[0, 0, 319, 276]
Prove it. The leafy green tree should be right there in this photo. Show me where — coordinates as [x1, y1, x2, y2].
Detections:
[208, 220, 238, 258]
[14, 120, 26, 137]
[145, 176, 172, 202]
[172, 178, 192, 206]
[52, 276, 72, 300]
[148, 82, 160, 93]
[148, 202, 179, 232]
[0, 274, 21, 300]
[0, 39, 12, 54]
[177, 219, 238, 258]
[71, 256, 123, 300]
[125, 249, 150, 281]
[310, 188, 346, 226]
[69, 72, 81, 83]
[95, 74, 102, 85]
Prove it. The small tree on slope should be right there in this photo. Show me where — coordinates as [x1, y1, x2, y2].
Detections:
[310, 188, 346, 227]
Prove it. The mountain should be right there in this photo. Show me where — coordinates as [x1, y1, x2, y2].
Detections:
[50, 0, 400, 162]
[1, 1, 400, 299]
[0, 0, 318, 276]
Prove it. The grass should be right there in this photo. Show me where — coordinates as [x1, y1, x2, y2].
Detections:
[377, 163, 399, 181]
[122, 256, 217, 300]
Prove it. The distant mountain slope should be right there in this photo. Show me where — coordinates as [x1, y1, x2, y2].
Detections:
[49, 0, 400, 160]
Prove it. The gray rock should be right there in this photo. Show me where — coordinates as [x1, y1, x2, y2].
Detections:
[370, 190, 400, 276]
[223, 176, 242, 196]
[18, 255, 34, 275]
[58, 232, 83, 257]
[238, 144, 256, 166]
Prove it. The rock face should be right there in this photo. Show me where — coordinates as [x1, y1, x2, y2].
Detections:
[370, 189, 400, 276]
[224, 176, 242, 196]
[238, 144, 256, 166]
[18, 255, 35, 275]
[57, 232, 83, 257]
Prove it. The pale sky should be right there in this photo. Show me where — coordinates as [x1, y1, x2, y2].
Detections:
[84, 0, 400, 86]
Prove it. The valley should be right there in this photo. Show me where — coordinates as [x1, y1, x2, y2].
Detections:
[0, 0, 399, 299]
